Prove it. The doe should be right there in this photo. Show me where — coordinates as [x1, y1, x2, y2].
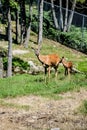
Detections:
[31, 47, 61, 82]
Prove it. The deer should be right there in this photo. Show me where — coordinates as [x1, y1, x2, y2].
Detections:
[61, 56, 85, 77]
[31, 46, 61, 82]
[60, 57, 73, 76]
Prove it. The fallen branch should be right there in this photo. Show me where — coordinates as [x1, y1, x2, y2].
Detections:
[72, 67, 85, 74]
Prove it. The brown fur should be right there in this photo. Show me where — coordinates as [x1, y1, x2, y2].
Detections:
[32, 47, 61, 80]
[61, 57, 73, 76]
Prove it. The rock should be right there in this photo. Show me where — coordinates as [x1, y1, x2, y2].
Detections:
[28, 61, 44, 74]
[51, 128, 60, 130]
[13, 67, 27, 74]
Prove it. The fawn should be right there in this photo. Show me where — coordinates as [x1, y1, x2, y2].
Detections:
[61, 56, 73, 76]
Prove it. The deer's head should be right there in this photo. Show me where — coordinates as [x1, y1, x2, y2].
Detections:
[31, 44, 42, 57]
[31, 47, 38, 56]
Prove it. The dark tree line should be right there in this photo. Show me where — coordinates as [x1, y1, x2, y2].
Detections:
[0, 0, 43, 77]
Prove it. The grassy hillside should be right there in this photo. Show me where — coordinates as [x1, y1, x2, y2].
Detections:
[0, 31, 87, 99]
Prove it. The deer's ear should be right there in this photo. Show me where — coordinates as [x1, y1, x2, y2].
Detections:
[31, 47, 34, 49]
[31, 47, 35, 51]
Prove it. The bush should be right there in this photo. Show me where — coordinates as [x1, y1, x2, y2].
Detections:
[31, 10, 87, 54]
[3, 57, 29, 71]
[59, 30, 87, 53]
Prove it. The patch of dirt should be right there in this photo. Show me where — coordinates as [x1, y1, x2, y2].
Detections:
[0, 89, 87, 130]
[12, 49, 29, 55]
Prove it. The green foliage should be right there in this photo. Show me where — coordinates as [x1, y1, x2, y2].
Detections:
[3, 57, 7, 70]
[59, 31, 82, 48]
[10, 0, 18, 9]
[59, 26, 87, 53]
[77, 0, 86, 3]
[1, 0, 18, 9]
[31, 16, 38, 33]
[31, 11, 54, 36]
[31, 9, 87, 54]
[3, 57, 29, 71]
[12, 57, 29, 70]
[45, 27, 58, 41]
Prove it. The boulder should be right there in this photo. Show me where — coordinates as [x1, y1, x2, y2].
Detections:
[28, 61, 44, 74]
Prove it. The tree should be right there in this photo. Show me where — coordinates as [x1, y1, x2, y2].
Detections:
[67, 0, 77, 31]
[37, 0, 43, 46]
[7, 1, 12, 77]
[19, 0, 26, 45]
[15, 5, 20, 44]
[63, 0, 69, 32]
[49, 0, 86, 32]
[0, 57, 3, 78]
[51, 0, 59, 29]
[59, 0, 63, 31]
[24, 0, 33, 48]
[64, 0, 86, 31]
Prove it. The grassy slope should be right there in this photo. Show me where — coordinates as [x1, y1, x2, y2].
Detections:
[0, 31, 87, 99]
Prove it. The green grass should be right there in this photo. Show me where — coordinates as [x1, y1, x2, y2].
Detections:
[0, 72, 87, 99]
[78, 60, 87, 73]
[79, 100, 87, 115]
[0, 23, 87, 99]
[0, 99, 30, 110]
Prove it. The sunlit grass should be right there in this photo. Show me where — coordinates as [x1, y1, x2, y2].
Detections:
[0, 72, 87, 99]
[78, 100, 87, 115]
[0, 99, 30, 110]
[0, 22, 87, 100]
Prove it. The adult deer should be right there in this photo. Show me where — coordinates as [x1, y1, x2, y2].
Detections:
[61, 56, 73, 76]
[31, 46, 61, 82]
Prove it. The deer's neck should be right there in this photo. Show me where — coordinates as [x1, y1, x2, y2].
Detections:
[62, 60, 68, 68]
[37, 54, 47, 66]
[36, 55, 43, 64]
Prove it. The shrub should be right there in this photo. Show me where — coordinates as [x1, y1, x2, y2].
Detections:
[31, 10, 87, 54]
[3, 57, 29, 71]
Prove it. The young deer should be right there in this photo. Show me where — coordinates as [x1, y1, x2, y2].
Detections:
[31, 47, 61, 81]
[61, 57, 73, 76]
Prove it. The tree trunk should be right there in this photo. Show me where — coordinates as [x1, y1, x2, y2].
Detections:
[59, 0, 63, 31]
[15, 8, 20, 44]
[24, 0, 33, 48]
[7, 7, 12, 77]
[63, 0, 68, 32]
[20, 0, 26, 45]
[51, 0, 59, 29]
[67, 0, 76, 31]
[37, 0, 43, 46]
[0, 57, 3, 78]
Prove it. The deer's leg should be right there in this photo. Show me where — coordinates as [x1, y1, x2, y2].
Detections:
[45, 67, 47, 75]
[65, 68, 67, 75]
[48, 66, 51, 79]
[70, 67, 72, 73]
[68, 68, 71, 79]
[54, 66, 58, 78]
[44, 67, 47, 83]
[68, 68, 71, 75]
